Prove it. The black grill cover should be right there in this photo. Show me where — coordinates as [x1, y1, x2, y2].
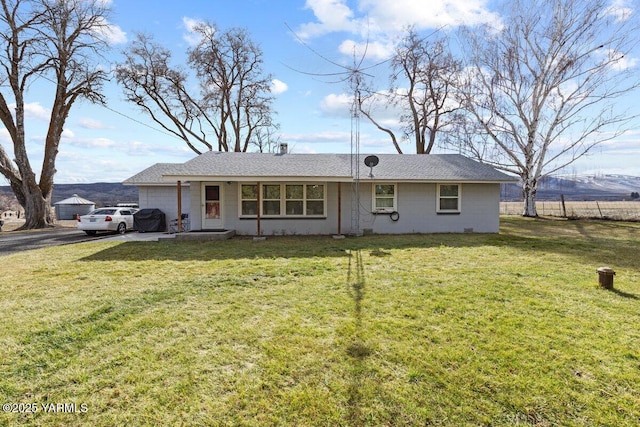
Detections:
[134, 208, 166, 232]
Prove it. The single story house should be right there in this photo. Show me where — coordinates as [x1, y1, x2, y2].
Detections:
[123, 151, 516, 235]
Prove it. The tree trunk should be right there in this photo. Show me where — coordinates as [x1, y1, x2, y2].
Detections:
[19, 185, 55, 229]
[522, 177, 538, 217]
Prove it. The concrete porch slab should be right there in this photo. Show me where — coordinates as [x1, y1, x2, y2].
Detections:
[168, 229, 236, 241]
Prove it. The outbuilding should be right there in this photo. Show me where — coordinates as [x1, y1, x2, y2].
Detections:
[54, 194, 96, 220]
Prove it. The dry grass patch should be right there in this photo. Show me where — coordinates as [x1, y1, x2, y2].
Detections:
[1, 217, 639, 426]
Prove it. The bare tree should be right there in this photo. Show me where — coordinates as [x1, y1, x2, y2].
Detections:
[116, 34, 212, 154]
[0, 0, 111, 229]
[459, 0, 640, 217]
[358, 28, 463, 154]
[251, 122, 281, 153]
[116, 23, 276, 154]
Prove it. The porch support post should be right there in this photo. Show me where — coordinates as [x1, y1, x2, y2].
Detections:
[177, 180, 182, 232]
[256, 181, 261, 236]
[337, 182, 342, 235]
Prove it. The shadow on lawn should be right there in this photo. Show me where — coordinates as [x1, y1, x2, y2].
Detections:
[607, 287, 639, 300]
[78, 235, 486, 262]
[345, 249, 372, 426]
[78, 218, 639, 270]
[497, 218, 639, 270]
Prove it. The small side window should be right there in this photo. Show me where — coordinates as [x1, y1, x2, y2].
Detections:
[437, 184, 461, 213]
[373, 184, 397, 212]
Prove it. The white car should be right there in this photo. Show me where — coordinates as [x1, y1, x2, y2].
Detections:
[77, 207, 136, 236]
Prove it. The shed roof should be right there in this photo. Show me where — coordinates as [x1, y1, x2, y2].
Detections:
[124, 152, 517, 184]
[54, 194, 95, 205]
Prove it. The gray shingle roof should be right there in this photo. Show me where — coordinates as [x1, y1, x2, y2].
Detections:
[124, 152, 516, 184]
[123, 163, 184, 185]
[175, 152, 353, 178]
[357, 154, 514, 181]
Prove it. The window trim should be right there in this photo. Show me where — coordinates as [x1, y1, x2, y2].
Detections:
[262, 184, 282, 216]
[239, 184, 259, 217]
[372, 183, 397, 213]
[436, 183, 461, 214]
[239, 182, 327, 218]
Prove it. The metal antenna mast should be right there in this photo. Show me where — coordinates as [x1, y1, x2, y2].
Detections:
[350, 69, 362, 235]
[283, 23, 390, 236]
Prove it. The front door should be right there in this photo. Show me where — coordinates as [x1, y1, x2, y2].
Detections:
[202, 184, 223, 230]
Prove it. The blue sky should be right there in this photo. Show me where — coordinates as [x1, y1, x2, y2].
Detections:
[1, 0, 639, 184]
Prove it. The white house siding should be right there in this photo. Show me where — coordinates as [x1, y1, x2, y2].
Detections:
[189, 183, 202, 232]
[357, 182, 500, 234]
[223, 182, 343, 236]
[137, 185, 191, 231]
[137, 181, 500, 234]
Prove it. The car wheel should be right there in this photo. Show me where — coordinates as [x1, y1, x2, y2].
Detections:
[84, 230, 97, 236]
[117, 222, 126, 234]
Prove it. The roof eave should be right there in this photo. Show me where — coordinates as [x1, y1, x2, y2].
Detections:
[358, 178, 519, 183]
[161, 175, 354, 183]
[122, 181, 191, 186]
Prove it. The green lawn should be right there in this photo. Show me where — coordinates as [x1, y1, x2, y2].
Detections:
[1, 217, 639, 426]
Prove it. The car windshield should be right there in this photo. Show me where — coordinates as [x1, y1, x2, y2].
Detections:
[90, 209, 117, 215]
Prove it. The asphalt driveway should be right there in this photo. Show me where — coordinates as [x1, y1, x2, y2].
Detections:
[0, 227, 167, 256]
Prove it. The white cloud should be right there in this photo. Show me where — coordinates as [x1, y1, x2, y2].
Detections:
[125, 140, 194, 159]
[358, 0, 501, 31]
[23, 102, 50, 121]
[94, 17, 127, 45]
[605, 0, 634, 22]
[284, 130, 352, 143]
[182, 17, 212, 46]
[321, 90, 403, 125]
[297, 0, 358, 39]
[62, 128, 75, 139]
[338, 39, 393, 61]
[78, 118, 108, 129]
[298, 0, 501, 42]
[271, 79, 289, 95]
[320, 93, 353, 117]
[604, 49, 639, 71]
[182, 17, 201, 33]
[67, 137, 115, 149]
[0, 128, 10, 145]
[296, 0, 502, 65]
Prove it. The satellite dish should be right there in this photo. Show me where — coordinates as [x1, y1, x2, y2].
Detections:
[364, 155, 379, 168]
[364, 155, 379, 178]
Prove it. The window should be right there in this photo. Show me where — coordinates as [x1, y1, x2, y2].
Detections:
[240, 184, 258, 216]
[286, 184, 304, 215]
[373, 184, 397, 212]
[263, 184, 281, 215]
[437, 184, 461, 213]
[240, 183, 326, 217]
[205, 185, 221, 219]
[306, 184, 325, 216]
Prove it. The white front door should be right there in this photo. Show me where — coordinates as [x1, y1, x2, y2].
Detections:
[202, 184, 223, 230]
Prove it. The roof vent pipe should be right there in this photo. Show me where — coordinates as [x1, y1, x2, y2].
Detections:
[279, 143, 288, 154]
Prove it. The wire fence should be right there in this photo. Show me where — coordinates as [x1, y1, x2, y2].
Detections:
[501, 201, 640, 221]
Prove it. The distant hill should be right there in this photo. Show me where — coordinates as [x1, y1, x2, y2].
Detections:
[501, 174, 640, 201]
[50, 182, 138, 206]
[2, 175, 639, 208]
[0, 182, 138, 208]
